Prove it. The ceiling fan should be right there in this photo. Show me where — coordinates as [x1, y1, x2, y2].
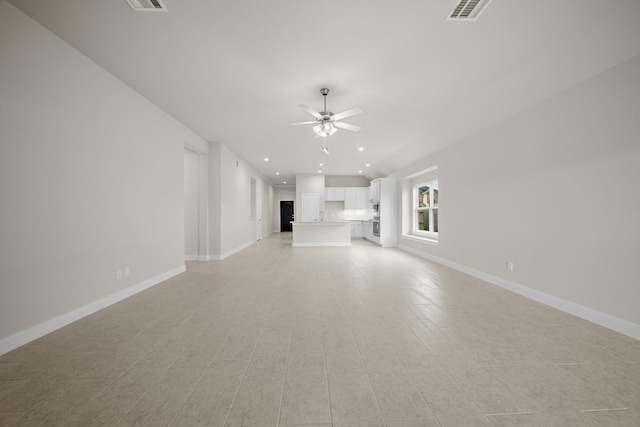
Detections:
[289, 88, 362, 137]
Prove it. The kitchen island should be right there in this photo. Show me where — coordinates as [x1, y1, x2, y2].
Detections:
[291, 221, 351, 247]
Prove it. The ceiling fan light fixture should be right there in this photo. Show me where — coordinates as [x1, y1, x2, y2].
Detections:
[290, 88, 361, 139]
[313, 122, 337, 137]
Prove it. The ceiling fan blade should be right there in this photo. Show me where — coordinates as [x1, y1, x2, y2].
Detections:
[287, 121, 318, 126]
[330, 107, 362, 122]
[334, 121, 362, 132]
[300, 104, 323, 120]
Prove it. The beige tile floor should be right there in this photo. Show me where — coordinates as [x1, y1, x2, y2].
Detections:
[1, 233, 639, 426]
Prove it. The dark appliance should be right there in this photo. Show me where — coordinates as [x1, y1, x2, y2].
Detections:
[373, 219, 380, 237]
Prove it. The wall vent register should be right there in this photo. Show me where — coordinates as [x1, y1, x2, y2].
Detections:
[447, 0, 492, 21]
[125, 0, 168, 12]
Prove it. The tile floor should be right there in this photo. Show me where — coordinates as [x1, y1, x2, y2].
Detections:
[1, 233, 639, 426]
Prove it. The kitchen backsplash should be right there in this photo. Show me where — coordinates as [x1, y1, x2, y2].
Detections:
[325, 201, 374, 221]
[324, 201, 345, 221]
[343, 210, 374, 221]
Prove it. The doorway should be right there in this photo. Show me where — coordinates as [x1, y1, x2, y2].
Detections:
[184, 142, 207, 261]
[184, 147, 199, 260]
[256, 194, 262, 240]
[280, 201, 294, 232]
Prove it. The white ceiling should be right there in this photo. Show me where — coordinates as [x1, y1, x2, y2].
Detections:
[9, 0, 640, 185]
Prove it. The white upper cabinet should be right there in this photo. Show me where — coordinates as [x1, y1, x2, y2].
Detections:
[344, 188, 357, 210]
[325, 187, 345, 201]
[326, 187, 370, 210]
[356, 187, 369, 210]
[325, 187, 333, 200]
[346, 187, 369, 210]
[370, 179, 381, 203]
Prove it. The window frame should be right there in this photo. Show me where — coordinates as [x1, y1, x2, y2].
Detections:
[412, 179, 438, 239]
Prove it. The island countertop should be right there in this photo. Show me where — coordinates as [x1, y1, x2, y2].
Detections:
[291, 221, 351, 246]
[291, 221, 349, 225]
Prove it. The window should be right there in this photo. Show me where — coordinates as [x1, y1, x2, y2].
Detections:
[414, 180, 438, 236]
[401, 165, 438, 245]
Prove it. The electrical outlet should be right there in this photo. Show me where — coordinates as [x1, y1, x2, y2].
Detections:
[116, 269, 123, 280]
[506, 261, 514, 272]
[124, 267, 130, 277]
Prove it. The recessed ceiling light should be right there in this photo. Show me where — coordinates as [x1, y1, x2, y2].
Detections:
[275, 172, 280, 175]
[319, 163, 323, 167]
[283, 181, 287, 184]
[358, 170, 363, 174]
[264, 157, 269, 162]
[318, 169, 322, 173]
[358, 147, 364, 152]
[366, 163, 370, 167]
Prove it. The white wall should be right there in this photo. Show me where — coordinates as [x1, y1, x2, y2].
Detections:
[208, 142, 222, 259]
[260, 179, 274, 238]
[396, 54, 640, 331]
[0, 1, 210, 349]
[219, 144, 252, 253]
[207, 142, 273, 259]
[325, 176, 370, 187]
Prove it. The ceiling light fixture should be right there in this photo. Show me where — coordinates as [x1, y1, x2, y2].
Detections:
[313, 121, 337, 138]
[358, 147, 364, 152]
[366, 163, 370, 167]
[264, 157, 269, 162]
[289, 88, 362, 138]
[275, 172, 280, 175]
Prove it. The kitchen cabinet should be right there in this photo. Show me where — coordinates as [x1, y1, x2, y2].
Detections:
[325, 187, 333, 200]
[366, 178, 397, 247]
[363, 221, 380, 245]
[327, 187, 371, 210]
[356, 187, 369, 210]
[325, 187, 345, 201]
[350, 221, 363, 238]
[363, 221, 373, 241]
[344, 188, 357, 210]
[370, 179, 381, 203]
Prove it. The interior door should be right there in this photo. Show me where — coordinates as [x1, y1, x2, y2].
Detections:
[280, 201, 294, 232]
[302, 193, 318, 222]
[256, 194, 262, 241]
[183, 148, 199, 260]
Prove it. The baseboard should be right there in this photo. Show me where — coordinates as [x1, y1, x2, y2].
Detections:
[193, 240, 257, 261]
[398, 245, 640, 341]
[209, 240, 256, 261]
[293, 242, 351, 247]
[184, 255, 199, 261]
[0, 265, 186, 356]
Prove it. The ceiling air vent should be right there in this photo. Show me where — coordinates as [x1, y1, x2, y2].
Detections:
[126, 0, 168, 12]
[447, 0, 492, 21]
